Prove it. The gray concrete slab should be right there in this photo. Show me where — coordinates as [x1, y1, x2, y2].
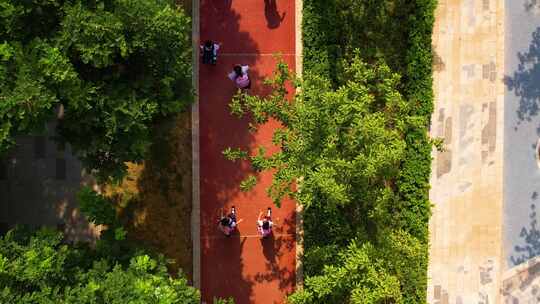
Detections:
[0, 122, 99, 242]
[503, 0, 540, 269]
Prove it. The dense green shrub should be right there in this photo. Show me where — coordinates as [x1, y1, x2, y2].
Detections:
[293, 0, 436, 302]
[0, 226, 200, 303]
[302, 0, 413, 88]
[395, 0, 437, 243]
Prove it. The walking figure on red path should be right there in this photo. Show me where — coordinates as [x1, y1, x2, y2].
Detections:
[257, 207, 273, 239]
[200, 40, 221, 65]
[228, 64, 251, 90]
[218, 206, 239, 237]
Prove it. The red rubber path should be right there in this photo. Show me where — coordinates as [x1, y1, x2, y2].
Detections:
[199, 1, 297, 303]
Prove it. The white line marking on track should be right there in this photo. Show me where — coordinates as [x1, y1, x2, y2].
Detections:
[201, 233, 295, 240]
[220, 53, 296, 57]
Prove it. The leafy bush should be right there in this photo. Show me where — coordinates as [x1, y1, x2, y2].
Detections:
[0, 227, 200, 303]
[297, 0, 435, 302]
[78, 186, 117, 227]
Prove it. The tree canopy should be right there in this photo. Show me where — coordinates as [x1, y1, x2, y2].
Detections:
[0, 0, 192, 179]
[225, 56, 429, 303]
[0, 187, 205, 303]
[226, 56, 422, 234]
[0, 226, 200, 304]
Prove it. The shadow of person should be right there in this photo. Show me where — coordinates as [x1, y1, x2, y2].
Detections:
[264, 0, 286, 29]
[260, 233, 278, 263]
[201, 234, 252, 304]
[255, 231, 295, 292]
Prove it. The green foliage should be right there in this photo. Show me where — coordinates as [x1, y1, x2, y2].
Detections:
[77, 187, 138, 263]
[0, 0, 192, 180]
[222, 147, 248, 162]
[0, 226, 200, 304]
[395, 0, 437, 244]
[77, 186, 117, 226]
[290, 231, 426, 304]
[213, 298, 235, 304]
[227, 57, 430, 301]
[229, 57, 414, 229]
[302, 0, 413, 87]
[0, 41, 61, 153]
[239, 175, 257, 192]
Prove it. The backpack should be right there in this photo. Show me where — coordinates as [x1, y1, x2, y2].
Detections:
[202, 45, 215, 64]
[235, 74, 250, 88]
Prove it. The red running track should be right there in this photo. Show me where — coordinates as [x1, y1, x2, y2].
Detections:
[198, 0, 297, 303]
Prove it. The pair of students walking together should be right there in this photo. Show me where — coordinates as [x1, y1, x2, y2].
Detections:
[218, 207, 274, 239]
[200, 40, 251, 90]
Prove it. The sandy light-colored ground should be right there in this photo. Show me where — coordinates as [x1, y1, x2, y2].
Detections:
[429, 0, 540, 302]
[428, 0, 505, 303]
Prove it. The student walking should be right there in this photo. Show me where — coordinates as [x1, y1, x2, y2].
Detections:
[228, 64, 251, 90]
[218, 206, 238, 237]
[257, 207, 273, 239]
[200, 40, 221, 65]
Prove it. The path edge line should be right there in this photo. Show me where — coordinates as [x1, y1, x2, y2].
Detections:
[295, 0, 304, 292]
[191, 0, 201, 291]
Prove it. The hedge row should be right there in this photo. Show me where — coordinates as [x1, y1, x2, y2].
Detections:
[301, 0, 437, 302]
[397, 0, 437, 243]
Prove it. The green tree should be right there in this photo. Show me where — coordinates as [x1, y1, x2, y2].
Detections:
[0, 0, 192, 180]
[0, 226, 200, 304]
[225, 56, 429, 302]
[226, 56, 420, 233]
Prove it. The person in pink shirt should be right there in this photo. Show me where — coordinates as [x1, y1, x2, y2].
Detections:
[257, 207, 273, 239]
[228, 64, 251, 90]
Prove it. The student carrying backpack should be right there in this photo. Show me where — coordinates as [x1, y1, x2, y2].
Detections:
[200, 40, 220, 65]
[218, 206, 238, 237]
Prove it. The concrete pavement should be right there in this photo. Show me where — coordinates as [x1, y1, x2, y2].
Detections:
[428, 0, 505, 302]
[430, 0, 540, 302]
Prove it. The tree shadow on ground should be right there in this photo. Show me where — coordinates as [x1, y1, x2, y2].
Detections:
[503, 254, 540, 302]
[264, 0, 286, 29]
[511, 203, 540, 266]
[0, 121, 100, 243]
[504, 27, 540, 127]
[110, 111, 194, 279]
[525, 0, 540, 12]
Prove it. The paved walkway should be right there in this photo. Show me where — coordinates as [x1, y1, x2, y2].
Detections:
[500, 0, 540, 301]
[429, 0, 540, 303]
[195, 1, 297, 303]
[428, 0, 505, 302]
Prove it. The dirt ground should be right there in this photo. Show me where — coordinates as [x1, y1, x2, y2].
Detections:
[106, 111, 193, 279]
[104, 0, 195, 281]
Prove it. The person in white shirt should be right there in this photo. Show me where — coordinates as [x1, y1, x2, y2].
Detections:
[257, 207, 273, 238]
